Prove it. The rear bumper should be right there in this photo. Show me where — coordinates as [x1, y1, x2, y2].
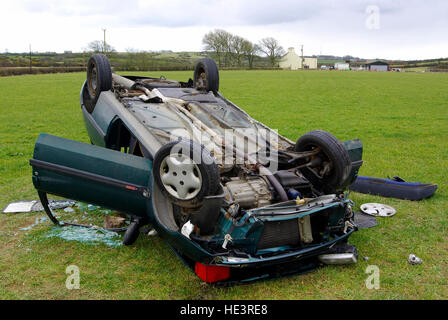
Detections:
[218, 228, 355, 267]
[171, 229, 356, 285]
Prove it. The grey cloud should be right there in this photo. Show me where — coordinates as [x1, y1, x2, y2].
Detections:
[18, 0, 448, 41]
[19, 0, 331, 27]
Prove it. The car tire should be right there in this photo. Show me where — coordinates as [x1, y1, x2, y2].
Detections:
[295, 130, 351, 193]
[85, 54, 112, 113]
[153, 139, 220, 208]
[194, 58, 219, 93]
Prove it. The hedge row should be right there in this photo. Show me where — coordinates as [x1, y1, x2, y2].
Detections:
[0, 66, 86, 76]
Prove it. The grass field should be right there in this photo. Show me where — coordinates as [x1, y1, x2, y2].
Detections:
[0, 70, 447, 299]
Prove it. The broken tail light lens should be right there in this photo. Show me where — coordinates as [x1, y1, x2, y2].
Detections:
[195, 262, 230, 283]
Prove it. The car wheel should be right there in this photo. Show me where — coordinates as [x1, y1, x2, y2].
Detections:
[153, 139, 220, 208]
[194, 58, 219, 93]
[295, 130, 351, 193]
[86, 54, 112, 113]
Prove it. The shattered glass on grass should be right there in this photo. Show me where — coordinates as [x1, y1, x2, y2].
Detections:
[30, 201, 125, 248]
[20, 216, 48, 231]
[44, 225, 123, 248]
[76, 202, 113, 216]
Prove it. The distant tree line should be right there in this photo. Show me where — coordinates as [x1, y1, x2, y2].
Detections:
[0, 31, 287, 75]
[202, 29, 285, 68]
[2, 33, 448, 76]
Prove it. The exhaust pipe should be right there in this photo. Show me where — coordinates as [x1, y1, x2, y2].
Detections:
[318, 252, 358, 265]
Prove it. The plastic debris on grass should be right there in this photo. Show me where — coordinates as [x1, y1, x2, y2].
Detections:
[43, 225, 123, 248]
[3, 199, 75, 213]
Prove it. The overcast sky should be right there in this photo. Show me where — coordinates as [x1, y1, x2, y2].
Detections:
[1, 0, 447, 60]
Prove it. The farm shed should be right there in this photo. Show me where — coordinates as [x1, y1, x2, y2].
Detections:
[335, 62, 350, 70]
[279, 48, 317, 70]
[367, 60, 389, 71]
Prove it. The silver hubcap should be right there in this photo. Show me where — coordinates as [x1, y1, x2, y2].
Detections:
[360, 203, 397, 217]
[160, 154, 202, 200]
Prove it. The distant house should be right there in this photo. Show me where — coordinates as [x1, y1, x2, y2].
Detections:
[366, 60, 389, 71]
[279, 47, 317, 70]
[334, 62, 350, 70]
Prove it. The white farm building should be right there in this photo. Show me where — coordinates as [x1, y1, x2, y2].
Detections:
[334, 62, 350, 70]
[279, 47, 318, 70]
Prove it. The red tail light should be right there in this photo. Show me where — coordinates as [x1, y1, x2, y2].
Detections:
[195, 262, 230, 283]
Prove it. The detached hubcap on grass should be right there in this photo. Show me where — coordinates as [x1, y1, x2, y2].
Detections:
[160, 154, 202, 200]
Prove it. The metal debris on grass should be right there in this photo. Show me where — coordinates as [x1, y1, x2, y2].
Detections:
[408, 253, 423, 265]
[147, 229, 158, 237]
[360, 203, 397, 217]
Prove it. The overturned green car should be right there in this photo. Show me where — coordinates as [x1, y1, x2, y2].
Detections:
[30, 54, 363, 285]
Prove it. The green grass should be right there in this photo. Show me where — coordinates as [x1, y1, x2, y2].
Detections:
[404, 67, 430, 72]
[0, 70, 447, 299]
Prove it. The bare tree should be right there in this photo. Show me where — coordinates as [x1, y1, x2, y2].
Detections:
[216, 30, 233, 67]
[202, 30, 225, 67]
[202, 29, 234, 67]
[259, 37, 285, 67]
[231, 35, 245, 67]
[241, 40, 259, 69]
[85, 40, 116, 54]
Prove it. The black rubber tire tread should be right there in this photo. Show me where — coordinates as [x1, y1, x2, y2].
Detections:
[85, 54, 112, 113]
[194, 58, 219, 93]
[295, 130, 351, 193]
[153, 139, 220, 208]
